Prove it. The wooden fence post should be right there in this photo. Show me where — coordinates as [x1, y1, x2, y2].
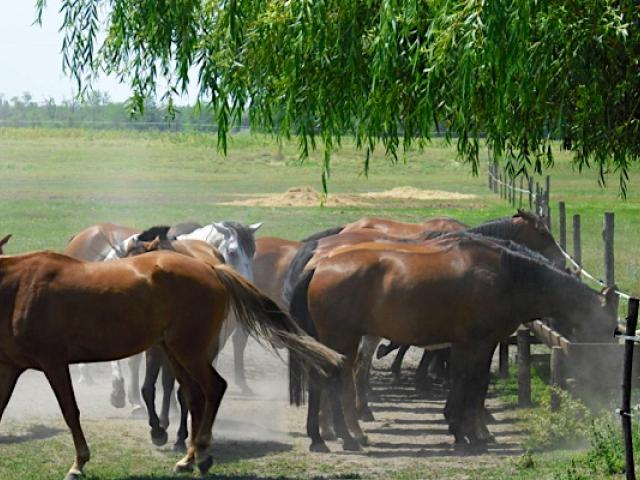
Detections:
[535, 182, 541, 215]
[558, 201, 567, 251]
[604, 212, 615, 287]
[519, 177, 524, 208]
[518, 329, 532, 407]
[528, 177, 534, 209]
[499, 341, 509, 378]
[621, 297, 639, 480]
[550, 347, 564, 412]
[573, 214, 582, 274]
[499, 173, 504, 198]
[545, 176, 551, 230]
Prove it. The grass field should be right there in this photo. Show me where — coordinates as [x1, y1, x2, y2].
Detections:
[0, 127, 638, 479]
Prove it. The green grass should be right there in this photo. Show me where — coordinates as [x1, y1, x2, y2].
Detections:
[0, 127, 639, 479]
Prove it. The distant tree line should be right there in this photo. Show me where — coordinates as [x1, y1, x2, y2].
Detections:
[0, 91, 245, 132]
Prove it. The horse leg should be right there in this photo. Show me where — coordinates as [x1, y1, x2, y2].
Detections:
[466, 343, 498, 445]
[127, 353, 145, 414]
[163, 353, 203, 474]
[141, 346, 167, 446]
[77, 364, 94, 386]
[43, 363, 90, 480]
[0, 364, 23, 422]
[307, 369, 330, 452]
[174, 386, 189, 453]
[444, 345, 468, 446]
[318, 391, 336, 440]
[337, 343, 370, 449]
[109, 360, 126, 409]
[354, 336, 378, 421]
[231, 327, 252, 395]
[390, 345, 410, 384]
[159, 350, 175, 431]
[414, 350, 433, 393]
[375, 340, 401, 360]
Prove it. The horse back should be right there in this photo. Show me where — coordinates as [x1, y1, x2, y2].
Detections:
[64, 223, 140, 261]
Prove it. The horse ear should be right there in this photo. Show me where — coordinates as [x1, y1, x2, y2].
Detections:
[214, 222, 231, 237]
[600, 287, 619, 312]
[249, 222, 263, 232]
[0, 234, 12, 247]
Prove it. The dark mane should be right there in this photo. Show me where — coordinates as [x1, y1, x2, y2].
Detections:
[137, 226, 171, 241]
[301, 226, 345, 243]
[467, 217, 515, 239]
[283, 239, 319, 307]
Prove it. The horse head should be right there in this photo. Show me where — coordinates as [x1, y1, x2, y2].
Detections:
[121, 237, 166, 257]
[569, 287, 619, 342]
[213, 221, 262, 280]
[513, 209, 565, 269]
[0, 234, 12, 254]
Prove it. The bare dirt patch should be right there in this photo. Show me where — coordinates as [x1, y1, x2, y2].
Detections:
[1, 341, 523, 478]
[221, 186, 476, 208]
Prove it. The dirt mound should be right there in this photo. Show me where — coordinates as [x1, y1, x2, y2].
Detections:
[222, 186, 476, 207]
[361, 186, 475, 201]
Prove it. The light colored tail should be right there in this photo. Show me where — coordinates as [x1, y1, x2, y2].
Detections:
[211, 264, 343, 377]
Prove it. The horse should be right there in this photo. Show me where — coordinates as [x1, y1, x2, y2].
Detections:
[120, 237, 226, 451]
[64, 220, 262, 408]
[341, 216, 468, 237]
[370, 210, 566, 388]
[288, 234, 617, 452]
[0, 249, 342, 480]
[253, 237, 303, 311]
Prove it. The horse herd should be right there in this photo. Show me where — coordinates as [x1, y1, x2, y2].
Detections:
[0, 212, 618, 479]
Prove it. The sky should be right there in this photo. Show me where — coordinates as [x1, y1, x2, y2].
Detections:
[0, 1, 195, 104]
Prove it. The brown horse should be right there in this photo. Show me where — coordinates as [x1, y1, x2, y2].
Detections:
[253, 237, 302, 310]
[121, 237, 226, 451]
[289, 234, 616, 452]
[341, 216, 467, 236]
[0, 249, 342, 479]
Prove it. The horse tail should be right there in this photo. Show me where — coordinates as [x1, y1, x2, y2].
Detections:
[288, 268, 317, 406]
[282, 239, 318, 308]
[300, 225, 345, 243]
[211, 265, 342, 393]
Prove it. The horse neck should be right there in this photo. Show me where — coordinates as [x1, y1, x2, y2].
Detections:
[506, 253, 599, 322]
[468, 218, 515, 241]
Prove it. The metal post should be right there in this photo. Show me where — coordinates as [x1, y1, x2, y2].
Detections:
[517, 329, 532, 407]
[621, 297, 639, 480]
[604, 212, 615, 287]
[558, 201, 567, 251]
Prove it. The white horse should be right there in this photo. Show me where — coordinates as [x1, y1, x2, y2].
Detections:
[76, 221, 262, 412]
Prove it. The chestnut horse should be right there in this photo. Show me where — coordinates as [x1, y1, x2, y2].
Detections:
[253, 237, 303, 311]
[0, 249, 342, 479]
[289, 234, 616, 452]
[121, 237, 225, 451]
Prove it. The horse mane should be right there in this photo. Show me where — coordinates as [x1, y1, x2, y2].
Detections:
[301, 225, 345, 243]
[138, 226, 171, 242]
[466, 217, 515, 239]
[283, 238, 319, 308]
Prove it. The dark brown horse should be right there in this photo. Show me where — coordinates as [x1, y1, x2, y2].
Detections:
[0, 249, 342, 479]
[289, 234, 616, 452]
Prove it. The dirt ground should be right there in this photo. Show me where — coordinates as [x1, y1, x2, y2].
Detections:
[1, 338, 523, 478]
[221, 186, 477, 207]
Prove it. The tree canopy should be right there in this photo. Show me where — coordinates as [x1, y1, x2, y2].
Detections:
[37, 0, 639, 194]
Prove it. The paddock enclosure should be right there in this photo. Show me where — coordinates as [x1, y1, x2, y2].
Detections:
[1, 128, 639, 479]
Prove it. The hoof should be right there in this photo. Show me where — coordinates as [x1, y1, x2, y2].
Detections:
[64, 471, 83, 480]
[159, 417, 170, 430]
[342, 437, 363, 451]
[358, 407, 375, 422]
[129, 405, 147, 419]
[151, 428, 169, 446]
[309, 440, 330, 453]
[357, 435, 370, 447]
[197, 455, 214, 475]
[173, 460, 194, 474]
[110, 379, 126, 409]
[173, 441, 187, 453]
